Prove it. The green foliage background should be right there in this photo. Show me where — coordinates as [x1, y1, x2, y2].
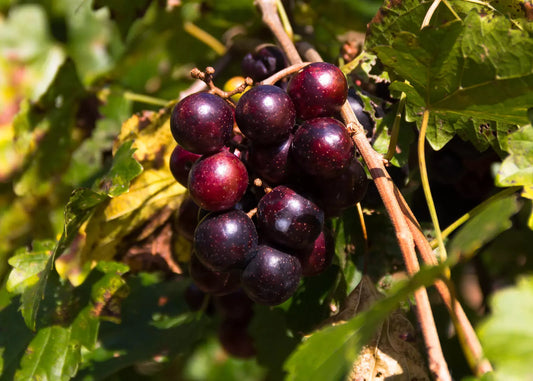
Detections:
[0, 0, 532, 380]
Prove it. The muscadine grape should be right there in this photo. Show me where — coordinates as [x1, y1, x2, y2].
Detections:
[175, 197, 200, 241]
[194, 210, 258, 271]
[248, 136, 294, 185]
[347, 88, 373, 137]
[314, 158, 368, 217]
[295, 230, 334, 276]
[291, 117, 354, 178]
[257, 185, 324, 250]
[214, 290, 254, 323]
[189, 253, 241, 296]
[235, 85, 295, 145]
[241, 45, 286, 82]
[218, 319, 256, 358]
[188, 151, 249, 212]
[184, 283, 215, 315]
[170, 92, 233, 154]
[169, 145, 201, 187]
[287, 62, 347, 120]
[241, 245, 301, 305]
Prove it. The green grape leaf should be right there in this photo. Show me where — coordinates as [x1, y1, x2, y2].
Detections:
[249, 305, 300, 381]
[13, 59, 87, 197]
[75, 275, 206, 380]
[448, 195, 520, 261]
[0, 4, 65, 100]
[367, 1, 533, 150]
[477, 275, 533, 381]
[6, 240, 54, 294]
[20, 188, 108, 330]
[496, 124, 533, 187]
[11, 262, 128, 381]
[0, 296, 35, 381]
[182, 338, 266, 381]
[284, 263, 446, 381]
[92, 0, 152, 40]
[14, 325, 81, 381]
[95, 141, 143, 197]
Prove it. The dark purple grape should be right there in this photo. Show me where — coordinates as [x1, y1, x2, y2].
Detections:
[175, 197, 200, 241]
[214, 290, 254, 323]
[169, 145, 201, 187]
[218, 319, 256, 358]
[314, 158, 368, 217]
[257, 186, 324, 250]
[188, 151, 249, 212]
[287, 62, 348, 120]
[347, 88, 373, 137]
[235, 85, 295, 145]
[189, 253, 241, 296]
[248, 136, 294, 184]
[170, 92, 233, 154]
[295, 230, 334, 277]
[194, 210, 258, 271]
[291, 117, 354, 178]
[241, 245, 301, 305]
[184, 283, 215, 315]
[241, 45, 286, 82]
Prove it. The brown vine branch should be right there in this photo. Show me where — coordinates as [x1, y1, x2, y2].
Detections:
[394, 186, 493, 375]
[254, 0, 302, 65]
[253, 0, 451, 379]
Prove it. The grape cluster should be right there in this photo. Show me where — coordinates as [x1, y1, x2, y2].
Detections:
[170, 55, 368, 314]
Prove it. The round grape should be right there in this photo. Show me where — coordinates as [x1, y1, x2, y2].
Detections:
[291, 117, 354, 178]
[170, 92, 233, 154]
[194, 210, 258, 271]
[169, 145, 201, 188]
[287, 62, 347, 120]
[235, 85, 295, 145]
[257, 185, 324, 250]
[242, 245, 301, 306]
[188, 150, 249, 212]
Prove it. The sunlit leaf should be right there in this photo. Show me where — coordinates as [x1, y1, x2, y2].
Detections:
[478, 275, 533, 381]
[448, 195, 519, 260]
[367, 0, 533, 150]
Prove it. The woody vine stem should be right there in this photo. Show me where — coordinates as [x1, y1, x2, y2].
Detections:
[254, 0, 492, 379]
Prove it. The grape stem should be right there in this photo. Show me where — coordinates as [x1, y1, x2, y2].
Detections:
[190, 67, 253, 105]
[418, 109, 448, 262]
[259, 62, 311, 85]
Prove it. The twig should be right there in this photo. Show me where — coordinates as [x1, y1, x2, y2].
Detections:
[190, 67, 253, 105]
[345, 105, 451, 381]
[179, 53, 233, 100]
[254, 0, 302, 65]
[253, 1, 451, 379]
[394, 184, 493, 376]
